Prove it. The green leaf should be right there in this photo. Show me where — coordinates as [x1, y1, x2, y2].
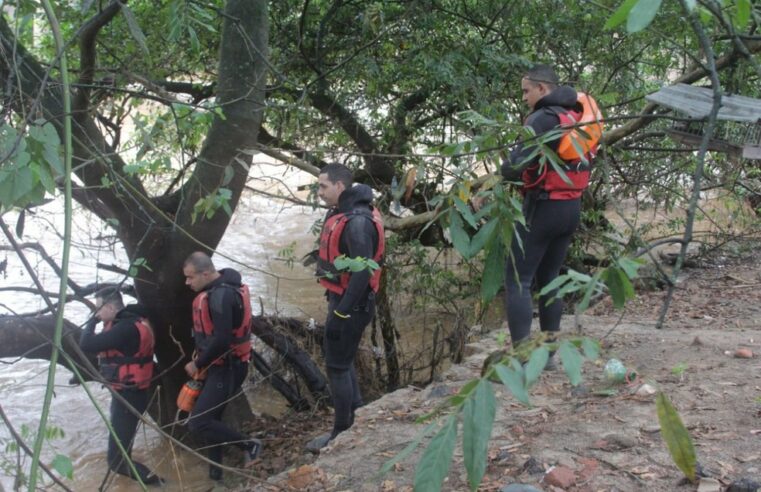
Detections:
[463, 380, 496, 491]
[577, 270, 603, 313]
[448, 208, 472, 258]
[581, 338, 600, 361]
[617, 257, 643, 279]
[480, 241, 504, 302]
[656, 392, 697, 483]
[453, 196, 477, 229]
[558, 341, 583, 386]
[524, 346, 549, 388]
[377, 421, 438, 478]
[603, 267, 634, 309]
[495, 364, 530, 405]
[222, 164, 235, 186]
[413, 415, 458, 492]
[468, 218, 497, 258]
[51, 454, 73, 479]
[604, 0, 639, 29]
[735, 0, 750, 29]
[626, 0, 663, 33]
[119, 3, 150, 55]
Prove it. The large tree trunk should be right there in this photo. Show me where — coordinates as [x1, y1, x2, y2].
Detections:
[0, 315, 98, 379]
[0, 0, 269, 425]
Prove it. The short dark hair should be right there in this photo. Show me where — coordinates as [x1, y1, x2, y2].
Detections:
[523, 64, 559, 89]
[184, 251, 216, 273]
[319, 163, 353, 189]
[94, 287, 124, 309]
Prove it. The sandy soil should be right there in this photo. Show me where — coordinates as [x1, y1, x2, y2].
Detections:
[232, 254, 761, 492]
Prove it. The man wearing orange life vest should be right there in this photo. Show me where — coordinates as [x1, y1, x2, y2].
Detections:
[182, 252, 261, 480]
[306, 163, 385, 453]
[79, 287, 162, 485]
[500, 64, 601, 366]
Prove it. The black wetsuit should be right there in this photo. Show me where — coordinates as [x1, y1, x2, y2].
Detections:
[79, 304, 160, 484]
[187, 268, 253, 476]
[321, 184, 380, 437]
[500, 86, 583, 344]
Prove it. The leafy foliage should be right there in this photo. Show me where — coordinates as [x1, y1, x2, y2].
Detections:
[656, 392, 697, 483]
[0, 122, 62, 211]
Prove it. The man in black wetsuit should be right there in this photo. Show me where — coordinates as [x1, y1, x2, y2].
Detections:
[500, 64, 594, 365]
[183, 251, 261, 481]
[79, 287, 162, 485]
[306, 163, 385, 453]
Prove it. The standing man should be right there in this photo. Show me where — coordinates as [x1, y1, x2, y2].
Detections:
[500, 64, 601, 364]
[306, 163, 385, 453]
[79, 287, 162, 485]
[183, 251, 261, 480]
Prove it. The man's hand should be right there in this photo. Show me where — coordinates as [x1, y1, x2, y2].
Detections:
[184, 360, 198, 378]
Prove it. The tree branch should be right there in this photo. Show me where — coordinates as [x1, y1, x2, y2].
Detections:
[74, 0, 122, 111]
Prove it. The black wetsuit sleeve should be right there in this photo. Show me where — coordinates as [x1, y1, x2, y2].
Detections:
[335, 216, 376, 314]
[79, 319, 139, 356]
[195, 287, 236, 368]
[501, 109, 562, 181]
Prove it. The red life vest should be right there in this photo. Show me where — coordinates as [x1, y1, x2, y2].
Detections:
[522, 92, 603, 200]
[317, 207, 385, 295]
[192, 284, 252, 364]
[98, 318, 155, 390]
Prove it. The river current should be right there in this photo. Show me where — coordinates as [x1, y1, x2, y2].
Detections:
[0, 164, 325, 490]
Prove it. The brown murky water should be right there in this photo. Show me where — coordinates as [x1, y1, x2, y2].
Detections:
[0, 164, 328, 490]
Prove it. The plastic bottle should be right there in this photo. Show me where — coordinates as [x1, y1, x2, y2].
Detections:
[604, 358, 627, 384]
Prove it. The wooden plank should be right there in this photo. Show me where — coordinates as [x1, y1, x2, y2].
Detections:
[645, 83, 761, 123]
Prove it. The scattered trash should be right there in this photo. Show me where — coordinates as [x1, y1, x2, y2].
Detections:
[734, 348, 754, 359]
[697, 477, 722, 492]
[635, 383, 657, 397]
[604, 358, 627, 384]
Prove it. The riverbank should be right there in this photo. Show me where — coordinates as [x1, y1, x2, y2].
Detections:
[239, 252, 761, 491]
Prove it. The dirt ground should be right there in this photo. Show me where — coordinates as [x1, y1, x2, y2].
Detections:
[236, 252, 761, 492]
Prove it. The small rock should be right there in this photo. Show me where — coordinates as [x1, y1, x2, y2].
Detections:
[543, 465, 577, 489]
[691, 336, 704, 346]
[726, 478, 761, 492]
[494, 448, 511, 462]
[500, 484, 542, 492]
[635, 383, 657, 396]
[697, 477, 722, 492]
[577, 457, 599, 482]
[522, 457, 545, 475]
[571, 384, 590, 397]
[601, 433, 637, 450]
[641, 425, 660, 433]
[734, 348, 754, 359]
[427, 385, 450, 399]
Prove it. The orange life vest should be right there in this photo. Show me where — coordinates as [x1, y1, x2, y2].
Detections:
[317, 207, 385, 295]
[522, 92, 603, 200]
[192, 284, 252, 364]
[98, 318, 155, 390]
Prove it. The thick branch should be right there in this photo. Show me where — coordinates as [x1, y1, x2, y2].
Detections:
[74, 0, 122, 111]
[257, 126, 327, 172]
[307, 89, 395, 183]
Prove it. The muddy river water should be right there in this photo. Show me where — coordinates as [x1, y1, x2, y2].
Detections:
[0, 165, 327, 490]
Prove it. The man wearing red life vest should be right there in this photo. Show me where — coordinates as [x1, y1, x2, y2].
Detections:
[79, 287, 162, 485]
[306, 163, 384, 453]
[182, 251, 261, 480]
[500, 64, 597, 367]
